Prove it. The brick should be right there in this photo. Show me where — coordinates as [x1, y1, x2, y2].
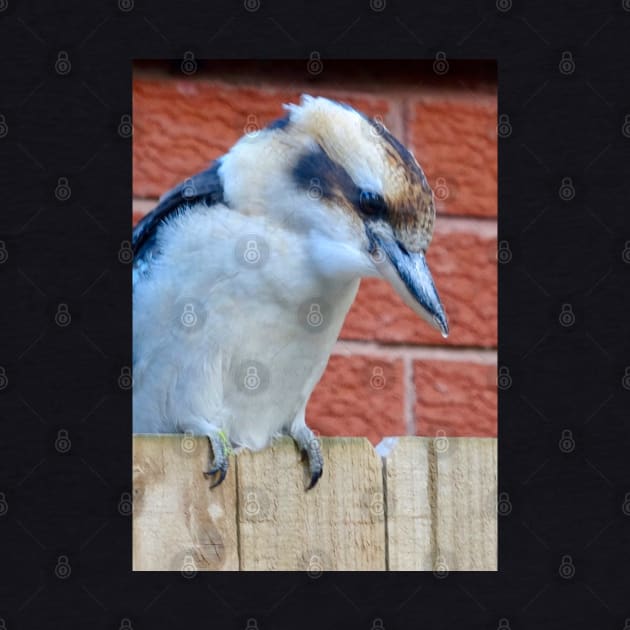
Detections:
[341, 220, 497, 347]
[306, 354, 405, 445]
[133, 78, 391, 199]
[413, 360, 497, 437]
[409, 96, 497, 218]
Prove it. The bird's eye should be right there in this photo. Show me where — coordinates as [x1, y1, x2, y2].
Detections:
[359, 191, 387, 216]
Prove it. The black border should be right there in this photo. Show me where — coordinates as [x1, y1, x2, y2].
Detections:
[2, 1, 630, 628]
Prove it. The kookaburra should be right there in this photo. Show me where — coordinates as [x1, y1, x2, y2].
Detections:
[132, 95, 448, 489]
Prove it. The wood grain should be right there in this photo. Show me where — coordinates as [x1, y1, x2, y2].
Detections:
[132, 435, 497, 571]
[432, 437, 497, 571]
[132, 434, 238, 571]
[236, 437, 386, 570]
[382, 437, 433, 570]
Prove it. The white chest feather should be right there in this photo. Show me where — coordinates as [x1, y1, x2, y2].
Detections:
[132, 204, 360, 450]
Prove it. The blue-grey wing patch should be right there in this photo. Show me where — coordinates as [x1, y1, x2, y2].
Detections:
[132, 159, 225, 267]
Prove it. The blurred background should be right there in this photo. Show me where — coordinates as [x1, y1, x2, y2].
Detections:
[132, 59, 497, 445]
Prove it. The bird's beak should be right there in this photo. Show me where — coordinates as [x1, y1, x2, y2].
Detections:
[367, 228, 449, 337]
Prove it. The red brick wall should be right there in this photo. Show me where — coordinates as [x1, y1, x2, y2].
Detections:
[132, 61, 497, 445]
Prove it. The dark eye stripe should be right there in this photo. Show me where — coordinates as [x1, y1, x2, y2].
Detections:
[292, 144, 360, 206]
[292, 144, 393, 225]
[359, 190, 387, 216]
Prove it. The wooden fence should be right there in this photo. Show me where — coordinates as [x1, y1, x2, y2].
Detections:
[132, 435, 497, 571]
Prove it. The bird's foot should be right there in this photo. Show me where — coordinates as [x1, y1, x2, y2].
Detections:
[204, 429, 231, 488]
[292, 427, 323, 490]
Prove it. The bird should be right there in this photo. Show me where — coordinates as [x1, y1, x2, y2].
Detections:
[132, 94, 448, 490]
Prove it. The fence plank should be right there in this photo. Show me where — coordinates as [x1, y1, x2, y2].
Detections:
[382, 437, 433, 570]
[433, 437, 497, 571]
[132, 434, 239, 571]
[236, 437, 386, 570]
[132, 435, 496, 571]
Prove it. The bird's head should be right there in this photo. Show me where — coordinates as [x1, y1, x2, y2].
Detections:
[218, 95, 448, 337]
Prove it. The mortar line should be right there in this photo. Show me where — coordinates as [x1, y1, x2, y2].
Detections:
[435, 216, 498, 234]
[401, 92, 411, 148]
[386, 94, 407, 144]
[403, 355, 416, 435]
[333, 339, 497, 364]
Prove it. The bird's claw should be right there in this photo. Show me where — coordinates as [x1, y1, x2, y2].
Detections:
[298, 431, 323, 490]
[205, 460, 228, 488]
[307, 466, 323, 490]
[204, 432, 230, 488]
